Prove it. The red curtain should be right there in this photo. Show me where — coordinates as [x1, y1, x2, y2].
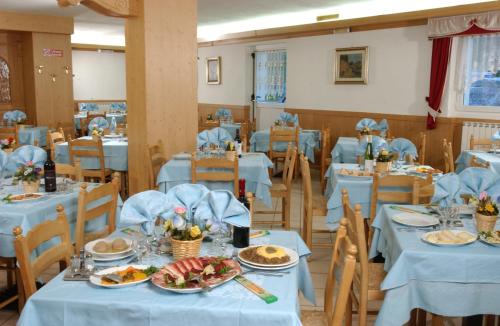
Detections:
[426, 37, 452, 129]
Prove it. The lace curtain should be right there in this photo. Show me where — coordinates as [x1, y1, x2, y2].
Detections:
[255, 50, 287, 103]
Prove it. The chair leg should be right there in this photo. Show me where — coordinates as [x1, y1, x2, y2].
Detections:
[16, 267, 25, 312]
[417, 309, 427, 326]
[345, 294, 353, 326]
[431, 314, 444, 326]
[283, 196, 290, 230]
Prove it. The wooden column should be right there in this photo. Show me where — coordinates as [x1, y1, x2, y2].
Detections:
[126, 0, 197, 193]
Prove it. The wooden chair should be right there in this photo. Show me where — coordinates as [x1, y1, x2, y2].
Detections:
[246, 192, 255, 227]
[268, 126, 299, 175]
[55, 158, 83, 181]
[320, 127, 331, 191]
[239, 122, 249, 152]
[191, 152, 239, 196]
[47, 127, 66, 159]
[13, 205, 73, 300]
[198, 119, 220, 133]
[469, 134, 495, 151]
[300, 154, 332, 249]
[0, 256, 23, 311]
[255, 145, 297, 230]
[301, 218, 357, 326]
[0, 124, 19, 147]
[369, 173, 433, 243]
[147, 140, 167, 189]
[74, 173, 121, 253]
[342, 192, 386, 326]
[418, 132, 426, 165]
[442, 139, 455, 173]
[470, 155, 490, 169]
[68, 136, 111, 183]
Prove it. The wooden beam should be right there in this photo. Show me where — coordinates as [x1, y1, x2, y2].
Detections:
[0, 11, 73, 34]
[198, 1, 500, 46]
[58, 0, 137, 17]
[72, 43, 125, 52]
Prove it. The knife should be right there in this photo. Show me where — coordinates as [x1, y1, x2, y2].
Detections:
[234, 275, 278, 304]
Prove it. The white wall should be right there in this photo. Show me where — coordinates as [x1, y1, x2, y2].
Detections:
[198, 25, 433, 116]
[72, 50, 126, 100]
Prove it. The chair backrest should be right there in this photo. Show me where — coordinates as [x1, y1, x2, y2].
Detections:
[418, 132, 426, 165]
[55, 158, 83, 181]
[412, 176, 435, 205]
[470, 134, 494, 151]
[470, 155, 490, 169]
[0, 124, 18, 147]
[320, 128, 331, 182]
[68, 137, 107, 179]
[74, 174, 120, 252]
[300, 153, 314, 246]
[13, 205, 72, 300]
[147, 140, 167, 189]
[442, 138, 455, 173]
[191, 152, 239, 196]
[323, 218, 357, 325]
[268, 126, 299, 160]
[282, 144, 298, 186]
[199, 119, 220, 132]
[47, 127, 66, 159]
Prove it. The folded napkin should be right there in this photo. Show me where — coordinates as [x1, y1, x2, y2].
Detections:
[459, 167, 500, 200]
[492, 131, 500, 141]
[80, 103, 98, 112]
[432, 173, 463, 207]
[0, 150, 8, 172]
[377, 119, 389, 137]
[197, 127, 233, 149]
[3, 110, 27, 123]
[119, 190, 173, 234]
[164, 184, 210, 219]
[8, 145, 46, 168]
[110, 102, 127, 111]
[215, 108, 232, 119]
[389, 138, 418, 161]
[193, 190, 250, 228]
[356, 135, 388, 157]
[355, 118, 378, 131]
[279, 112, 299, 126]
[87, 117, 109, 135]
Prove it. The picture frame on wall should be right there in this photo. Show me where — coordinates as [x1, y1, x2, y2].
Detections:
[334, 47, 368, 84]
[206, 56, 221, 85]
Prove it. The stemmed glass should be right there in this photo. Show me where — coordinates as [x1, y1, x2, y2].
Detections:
[437, 206, 460, 230]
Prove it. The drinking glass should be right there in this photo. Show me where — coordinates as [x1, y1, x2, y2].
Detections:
[70, 254, 80, 276]
[84, 253, 95, 275]
[134, 237, 148, 264]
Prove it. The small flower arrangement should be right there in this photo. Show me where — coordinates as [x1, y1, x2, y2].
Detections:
[476, 192, 499, 216]
[164, 207, 209, 241]
[0, 136, 15, 150]
[13, 161, 42, 183]
[376, 150, 392, 162]
[360, 126, 371, 136]
[274, 120, 281, 126]
[91, 124, 104, 136]
[16, 118, 26, 124]
[207, 114, 214, 121]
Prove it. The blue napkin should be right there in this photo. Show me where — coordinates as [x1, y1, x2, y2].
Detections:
[377, 119, 389, 137]
[0, 150, 8, 172]
[193, 190, 250, 228]
[432, 173, 463, 207]
[459, 167, 500, 201]
[119, 190, 173, 234]
[197, 127, 233, 149]
[279, 112, 299, 126]
[164, 184, 210, 219]
[87, 117, 109, 135]
[355, 118, 378, 131]
[389, 138, 418, 161]
[215, 108, 232, 119]
[3, 110, 27, 123]
[110, 103, 127, 111]
[80, 103, 98, 112]
[492, 131, 500, 141]
[356, 135, 388, 156]
[8, 145, 46, 169]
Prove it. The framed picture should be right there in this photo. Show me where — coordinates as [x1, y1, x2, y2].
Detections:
[206, 57, 221, 85]
[334, 47, 368, 84]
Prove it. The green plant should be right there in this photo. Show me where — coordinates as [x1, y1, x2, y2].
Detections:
[13, 162, 42, 183]
[476, 192, 499, 216]
[376, 150, 392, 162]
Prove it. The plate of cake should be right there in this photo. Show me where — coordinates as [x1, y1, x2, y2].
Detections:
[238, 245, 299, 270]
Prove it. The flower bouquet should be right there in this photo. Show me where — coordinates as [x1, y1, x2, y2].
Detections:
[360, 126, 371, 136]
[90, 124, 104, 137]
[14, 161, 42, 194]
[375, 150, 392, 173]
[1, 136, 16, 153]
[474, 192, 499, 232]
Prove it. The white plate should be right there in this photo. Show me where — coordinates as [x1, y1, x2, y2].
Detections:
[89, 264, 151, 288]
[238, 258, 299, 271]
[103, 134, 122, 138]
[92, 251, 135, 262]
[85, 238, 135, 258]
[8, 193, 45, 203]
[172, 153, 191, 160]
[421, 230, 477, 247]
[392, 212, 440, 227]
[238, 245, 299, 269]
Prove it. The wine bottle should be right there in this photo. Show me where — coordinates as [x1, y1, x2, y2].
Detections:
[238, 179, 249, 209]
[44, 149, 57, 192]
[364, 135, 374, 173]
[235, 129, 242, 158]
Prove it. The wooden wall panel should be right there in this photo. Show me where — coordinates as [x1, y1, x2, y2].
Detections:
[198, 103, 250, 123]
[0, 31, 25, 119]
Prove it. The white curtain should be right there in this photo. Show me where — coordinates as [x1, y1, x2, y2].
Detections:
[429, 10, 500, 38]
[255, 50, 287, 103]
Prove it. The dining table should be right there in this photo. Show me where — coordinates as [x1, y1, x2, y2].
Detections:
[330, 136, 359, 163]
[17, 126, 48, 147]
[55, 136, 128, 171]
[455, 150, 500, 175]
[156, 152, 273, 207]
[370, 204, 500, 326]
[249, 129, 320, 163]
[18, 229, 315, 326]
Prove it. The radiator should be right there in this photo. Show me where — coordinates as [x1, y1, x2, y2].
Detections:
[461, 122, 500, 151]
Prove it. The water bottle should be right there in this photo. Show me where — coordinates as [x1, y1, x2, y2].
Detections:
[110, 116, 117, 134]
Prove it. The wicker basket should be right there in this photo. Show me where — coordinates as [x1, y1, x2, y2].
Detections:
[375, 161, 391, 173]
[170, 237, 203, 261]
[23, 180, 40, 194]
[475, 212, 498, 232]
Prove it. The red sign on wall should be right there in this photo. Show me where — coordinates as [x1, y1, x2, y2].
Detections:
[42, 48, 64, 57]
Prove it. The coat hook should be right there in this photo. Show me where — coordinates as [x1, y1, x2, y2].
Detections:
[64, 65, 71, 74]
[50, 73, 56, 82]
[36, 65, 44, 74]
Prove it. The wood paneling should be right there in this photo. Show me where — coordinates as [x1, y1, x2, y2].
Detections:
[198, 103, 250, 124]
[74, 99, 127, 112]
[285, 108, 500, 171]
[71, 43, 125, 53]
[0, 11, 73, 34]
[0, 31, 25, 119]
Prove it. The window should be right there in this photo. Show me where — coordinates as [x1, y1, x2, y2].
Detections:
[255, 49, 286, 104]
[460, 34, 500, 109]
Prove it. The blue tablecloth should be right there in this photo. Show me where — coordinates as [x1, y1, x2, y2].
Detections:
[220, 122, 241, 139]
[456, 150, 500, 175]
[249, 129, 320, 163]
[157, 153, 273, 207]
[55, 136, 128, 171]
[331, 137, 358, 163]
[74, 114, 127, 130]
[18, 229, 315, 326]
[18, 126, 48, 147]
[370, 204, 500, 326]
[0, 179, 122, 257]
